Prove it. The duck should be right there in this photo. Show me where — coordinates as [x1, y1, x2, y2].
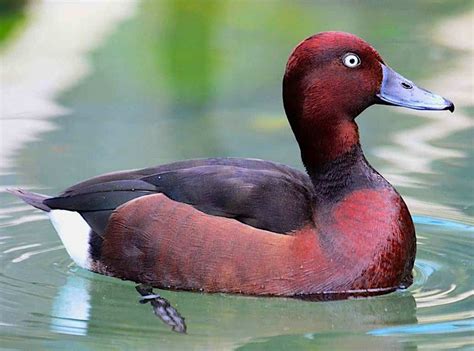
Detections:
[9, 32, 454, 299]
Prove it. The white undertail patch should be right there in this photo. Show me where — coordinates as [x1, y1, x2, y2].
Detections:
[48, 210, 91, 269]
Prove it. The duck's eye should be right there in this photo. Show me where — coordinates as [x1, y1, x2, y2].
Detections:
[343, 53, 361, 68]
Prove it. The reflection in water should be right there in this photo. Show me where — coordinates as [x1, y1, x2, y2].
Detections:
[369, 319, 473, 336]
[0, 0, 27, 45]
[11, 244, 62, 263]
[50, 274, 91, 336]
[0, 0, 138, 172]
[47, 263, 417, 341]
[159, 0, 224, 156]
[413, 215, 474, 232]
[375, 11, 474, 220]
[162, 0, 219, 108]
[88, 273, 417, 349]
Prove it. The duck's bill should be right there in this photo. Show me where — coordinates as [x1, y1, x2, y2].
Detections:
[376, 64, 454, 112]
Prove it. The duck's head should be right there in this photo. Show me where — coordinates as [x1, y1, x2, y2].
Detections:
[283, 31, 454, 167]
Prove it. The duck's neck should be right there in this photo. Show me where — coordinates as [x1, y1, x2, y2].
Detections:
[293, 119, 382, 205]
[297, 118, 361, 171]
[307, 144, 369, 204]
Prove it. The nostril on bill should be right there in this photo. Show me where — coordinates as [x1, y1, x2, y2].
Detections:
[401, 82, 413, 89]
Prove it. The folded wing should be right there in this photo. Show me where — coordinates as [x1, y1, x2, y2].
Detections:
[44, 158, 315, 235]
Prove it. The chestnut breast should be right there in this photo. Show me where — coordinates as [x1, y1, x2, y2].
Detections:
[317, 188, 416, 292]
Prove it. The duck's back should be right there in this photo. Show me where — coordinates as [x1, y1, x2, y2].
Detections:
[44, 158, 315, 236]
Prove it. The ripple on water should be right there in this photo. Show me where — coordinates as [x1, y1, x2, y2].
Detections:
[368, 215, 474, 348]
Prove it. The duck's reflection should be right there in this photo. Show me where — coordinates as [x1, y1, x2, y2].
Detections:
[49, 272, 417, 349]
[50, 274, 91, 336]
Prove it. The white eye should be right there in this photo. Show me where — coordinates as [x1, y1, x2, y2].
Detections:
[343, 53, 361, 68]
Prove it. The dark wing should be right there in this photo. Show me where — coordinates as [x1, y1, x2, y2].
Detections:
[60, 158, 310, 192]
[44, 158, 314, 235]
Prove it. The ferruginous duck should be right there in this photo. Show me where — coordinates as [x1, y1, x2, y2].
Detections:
[9, 32, 454, 299]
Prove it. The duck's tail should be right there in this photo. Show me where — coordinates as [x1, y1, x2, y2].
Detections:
[7, 188, 92, 269]
[6, 189, 52, 212]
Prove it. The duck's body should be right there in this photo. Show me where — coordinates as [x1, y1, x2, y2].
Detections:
[9, 32, 453, 298]
[12, 153, 414, 297]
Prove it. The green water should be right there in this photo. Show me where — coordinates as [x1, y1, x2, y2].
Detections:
[1, 1, 473, 350]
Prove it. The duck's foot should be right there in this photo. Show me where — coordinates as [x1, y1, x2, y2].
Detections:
[135, 284, 187, 334]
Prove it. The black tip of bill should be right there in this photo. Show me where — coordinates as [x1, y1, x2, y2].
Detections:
[377, 64, 455, 113]
[446, 100, 455, 113]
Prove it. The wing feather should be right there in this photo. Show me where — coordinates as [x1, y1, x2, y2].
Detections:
[44, 158, 314, 235]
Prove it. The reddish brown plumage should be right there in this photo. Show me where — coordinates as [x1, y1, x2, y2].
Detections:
[96, 187, 414, 297]
[283, 32, 383, 169]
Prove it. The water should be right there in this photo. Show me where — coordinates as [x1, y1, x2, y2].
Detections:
[1, 1, 473, 349]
